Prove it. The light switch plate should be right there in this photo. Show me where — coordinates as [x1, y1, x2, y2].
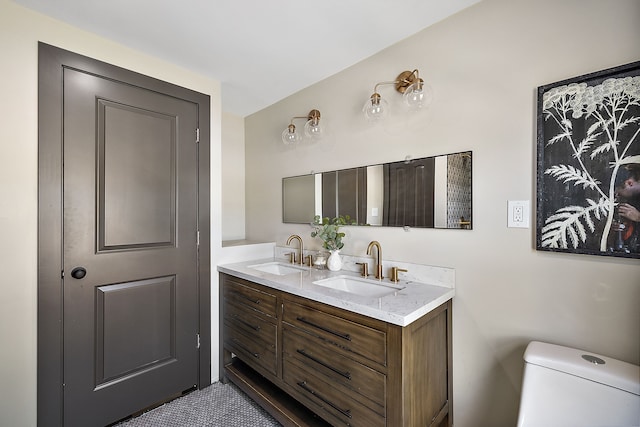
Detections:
[508, 200, 530, 228]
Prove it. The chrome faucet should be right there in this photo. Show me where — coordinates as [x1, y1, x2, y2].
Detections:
[366, 240, 383, 279]
[286, 234, 304, 265]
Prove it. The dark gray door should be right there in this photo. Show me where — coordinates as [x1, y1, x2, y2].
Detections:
[62, 67, 199, 426]
[383, 158, 435, 227]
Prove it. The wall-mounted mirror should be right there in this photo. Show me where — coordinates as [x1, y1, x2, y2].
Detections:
[283, 151, 472, 229]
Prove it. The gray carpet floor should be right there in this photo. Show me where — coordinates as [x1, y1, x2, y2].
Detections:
[115, 382, 281, 427]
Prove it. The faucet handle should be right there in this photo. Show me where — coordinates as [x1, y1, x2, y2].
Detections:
[356, 262, 369, 278]
[305, 254, 313, 267]
[390, 267, 408, 283]
[285, 252, 296, 264]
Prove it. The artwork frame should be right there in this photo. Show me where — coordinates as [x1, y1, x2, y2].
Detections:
[536, 61, 640, 259]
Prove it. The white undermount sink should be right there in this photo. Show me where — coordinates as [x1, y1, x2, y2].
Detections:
[312, 275, 404, 298]
[248, 261, 307, 276]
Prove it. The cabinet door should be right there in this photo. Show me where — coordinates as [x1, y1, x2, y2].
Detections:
[221, 276, 278, 377]
[283, 327, 386, 408]
[225, 300, 277, 344]
[224, 320, 277, 376]
[223, 277, 277, 318]
[283, 300, 387, 366]
[283, 359, 385, 427]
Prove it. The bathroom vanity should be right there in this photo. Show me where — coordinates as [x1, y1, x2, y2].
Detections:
[218, 259, 454, 427]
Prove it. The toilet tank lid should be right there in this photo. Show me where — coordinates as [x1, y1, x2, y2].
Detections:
[524, 341, 640, 396]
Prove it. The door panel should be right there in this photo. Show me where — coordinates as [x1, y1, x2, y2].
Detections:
[95, 276, 175, 387]
[98, 100, 176, 249]
[62, 68, 198, 426]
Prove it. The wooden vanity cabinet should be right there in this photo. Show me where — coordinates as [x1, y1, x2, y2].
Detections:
[220, 273, 452, 427]
[222, 275, 278, 378]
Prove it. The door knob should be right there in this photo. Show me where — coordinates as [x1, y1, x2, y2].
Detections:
[70, 267, 87, 279]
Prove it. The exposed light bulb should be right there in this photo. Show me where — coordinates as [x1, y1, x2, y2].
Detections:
[304, 119, 324, 142]
[281, 124, 301, 145]
[363, 93, 388, 122]
[403, 82, 432, 111]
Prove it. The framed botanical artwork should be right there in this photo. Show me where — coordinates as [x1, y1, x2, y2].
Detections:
[536, 61, 640, 259]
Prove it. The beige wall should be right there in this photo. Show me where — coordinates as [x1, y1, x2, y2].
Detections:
[221, 111, 246, 240]
[244, 0, 640, 425]
[0, 1, 222, 426]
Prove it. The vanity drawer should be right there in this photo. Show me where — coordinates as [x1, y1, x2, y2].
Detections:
[283, 300, 387, 366]
[224, 299, 277, 346]
[224, 321, 276, 376]
[283, 358, 385, 427]
[223, 276, 277, 318]
[283, 327, 386, 408]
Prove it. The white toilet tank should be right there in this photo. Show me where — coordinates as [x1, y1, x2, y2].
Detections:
[517, 341, 640, 427]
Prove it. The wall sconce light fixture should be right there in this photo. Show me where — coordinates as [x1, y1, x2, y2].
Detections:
[362, 69, 431, 122]
[282, 109, 324, 145]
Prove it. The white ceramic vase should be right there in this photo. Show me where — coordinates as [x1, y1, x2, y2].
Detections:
[327, 250, 342, 271]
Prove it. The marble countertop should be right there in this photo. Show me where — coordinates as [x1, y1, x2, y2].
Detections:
[218, 258, 455, 327]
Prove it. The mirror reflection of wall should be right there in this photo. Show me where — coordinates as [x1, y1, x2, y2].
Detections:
[434, 156, 448, 227]
[282, 174, 316, 223]
[282, 151, 472, 229]
[366, 165, 384, 226]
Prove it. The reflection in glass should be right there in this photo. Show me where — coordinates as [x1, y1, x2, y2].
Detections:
[282, 174, 316, 223]
[282, 151, 472, 229]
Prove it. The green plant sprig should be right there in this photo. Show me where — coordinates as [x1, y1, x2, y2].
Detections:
[310, 215, 354, 251]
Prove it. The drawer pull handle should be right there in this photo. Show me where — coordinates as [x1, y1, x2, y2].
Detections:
[231, 291, 260, 305]
[297, 349, 351, 380]
[233, 315, 261, 331]
[296, 317, 351, 341]
[231, 338, 260, 359]
[297, 381, 352, 419]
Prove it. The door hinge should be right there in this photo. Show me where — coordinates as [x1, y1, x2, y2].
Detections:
[196, 230, 200, 247]
[197, 333, 201, 349]
[196, 128, 200, 143]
